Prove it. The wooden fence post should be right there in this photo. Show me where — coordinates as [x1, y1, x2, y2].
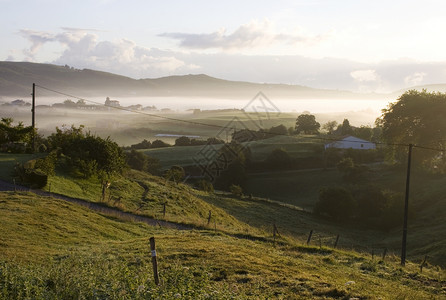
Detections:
[149, 237, 160, 285]
[306, 230, 313, 246]
[420, 255, 428, 273]
[334, 234, 340, 249]
[207, 210, 212, 225]
[382, 248, 387, 261]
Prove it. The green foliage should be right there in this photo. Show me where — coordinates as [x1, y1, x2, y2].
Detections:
[338, 118, 354, 135]
[377, 90, 446, 171]
[229, 184, 243, 198]
[354, 125, 373, 141]
[33, 151, 57, 176]
[336, 157, 367, 182]
[0, 118, 35, 153]
[129, 139, 151, 149]
[14, 163, 48, 188]
[151, 139, 171, 148]
[265, 147, 292, 168]
[47, 125, 125, 179]
[195, 179, 214, 193]
[125, 149, 161, 175]
[174, 136, 191, 146]
[164, 165, 185, 183]
[295, 114, 320, 134]
[314, 186, 356, 220]
[268, 124, 288, 136]
[322, 120, 338, 135]
[214, 142, 250, 190]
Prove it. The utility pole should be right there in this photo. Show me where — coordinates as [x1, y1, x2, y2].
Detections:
[31, 83, 36, 151]
[401, 143, 413, 266]
[31, 83, 35, 128]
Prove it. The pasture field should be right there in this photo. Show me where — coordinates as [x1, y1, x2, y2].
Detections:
[0, 191, 444, 299]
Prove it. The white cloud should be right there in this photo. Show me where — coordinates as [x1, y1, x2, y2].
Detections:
[18, 28, 197, 78]
[159, 20, 327, 50]
[16, 28, 446, 92]
[404, 72, 427, 86]
[350, 69, 379, 82]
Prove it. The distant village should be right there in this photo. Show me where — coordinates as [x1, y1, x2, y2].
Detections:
[1, 97, 244, 114]
[1, 97, 158, 112]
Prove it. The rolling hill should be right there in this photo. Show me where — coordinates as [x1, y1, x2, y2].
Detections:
[1, 61, 380, 99]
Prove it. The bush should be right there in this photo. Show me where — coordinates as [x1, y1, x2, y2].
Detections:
[265, 148, 292, 168]
[195, 179, 214, 193]
[34, 151, 57, 176]
[14, 163, 48, 188]
[151, 139, 171, 148]
[164, 166, 185, 183]
[175, 136, 191, 146]
[314, 186, 356, 221]
[229, 184, 243, 198]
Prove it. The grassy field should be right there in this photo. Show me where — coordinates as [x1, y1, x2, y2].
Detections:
[143, 135, 324, 170]
[0, 191, 444, 299]
[0, 153, 45, 181]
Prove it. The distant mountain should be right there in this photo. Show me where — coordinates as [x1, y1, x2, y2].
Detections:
[0, 61, 385, 99]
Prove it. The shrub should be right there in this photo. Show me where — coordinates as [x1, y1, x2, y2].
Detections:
[229, 184, 243, 198]
[34, 151, 57, 176]
[196, 179, 214, 193]
[164, 166, 185, 183]
[314, 186, 356, 221]
[151, 139, 170, 148]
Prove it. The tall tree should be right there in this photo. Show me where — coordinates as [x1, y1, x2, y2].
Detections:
[322, 120, 338, 135]
[295, 114, 320, 134]
[339, 119, 354, 135]
[377, 89, 446, 170]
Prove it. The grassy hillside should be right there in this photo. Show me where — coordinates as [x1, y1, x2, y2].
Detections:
[0, 191, 444, 299]
[1, 61, 379, 99]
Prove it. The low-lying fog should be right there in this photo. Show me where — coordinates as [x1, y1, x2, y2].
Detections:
[2, 95, 395, 145]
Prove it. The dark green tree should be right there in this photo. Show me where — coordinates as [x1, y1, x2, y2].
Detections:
[314, 186, 356, 221]
[377, 89, 446, 170]
[322, 120, 338, 135]
[165, 165, 185, 184]
[151, 139, 171, 148]
[295, 114, 320, 134]
[339, 119, 354, 135]
[47, 125, 125, 200]
[125, 149, 161, 174]
[175, 136, 191, 146]
[265, 148, 292, 168]
[0, 118, 35, 152]
[354, 125, 373, 141]
[269, 124, 288, 136]
[214, 142, 250, 189]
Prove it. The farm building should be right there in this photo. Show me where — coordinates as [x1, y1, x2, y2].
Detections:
[324, 135, 376, 150]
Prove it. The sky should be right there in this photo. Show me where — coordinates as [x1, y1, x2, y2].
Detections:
[2, 0, 446, 93]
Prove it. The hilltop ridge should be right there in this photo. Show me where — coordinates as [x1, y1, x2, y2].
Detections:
[1, 61, 376, 99]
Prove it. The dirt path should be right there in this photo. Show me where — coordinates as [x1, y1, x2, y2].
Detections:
[0, 179, 190, 230]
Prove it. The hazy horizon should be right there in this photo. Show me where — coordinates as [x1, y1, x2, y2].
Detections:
[3, 1, 446, 94]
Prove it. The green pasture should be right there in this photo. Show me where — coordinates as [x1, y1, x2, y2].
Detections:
[0, 191, 444, 299]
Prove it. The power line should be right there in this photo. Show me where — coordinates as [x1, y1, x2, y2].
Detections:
[34, 84, 446, 153]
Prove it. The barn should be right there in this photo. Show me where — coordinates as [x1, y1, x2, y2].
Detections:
[324, 135, 376, 150]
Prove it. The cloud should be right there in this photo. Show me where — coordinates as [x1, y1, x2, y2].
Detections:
[350, 69, 379, 82]
[16, 28, 446, 92]
[404, 72, 427, 86]
[18, 28, 197, 78]
[19, 29, 56, 58]
[159, 20, 326, 50]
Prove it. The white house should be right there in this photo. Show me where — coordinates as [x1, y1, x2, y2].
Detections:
[324, 135, 376, 150]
